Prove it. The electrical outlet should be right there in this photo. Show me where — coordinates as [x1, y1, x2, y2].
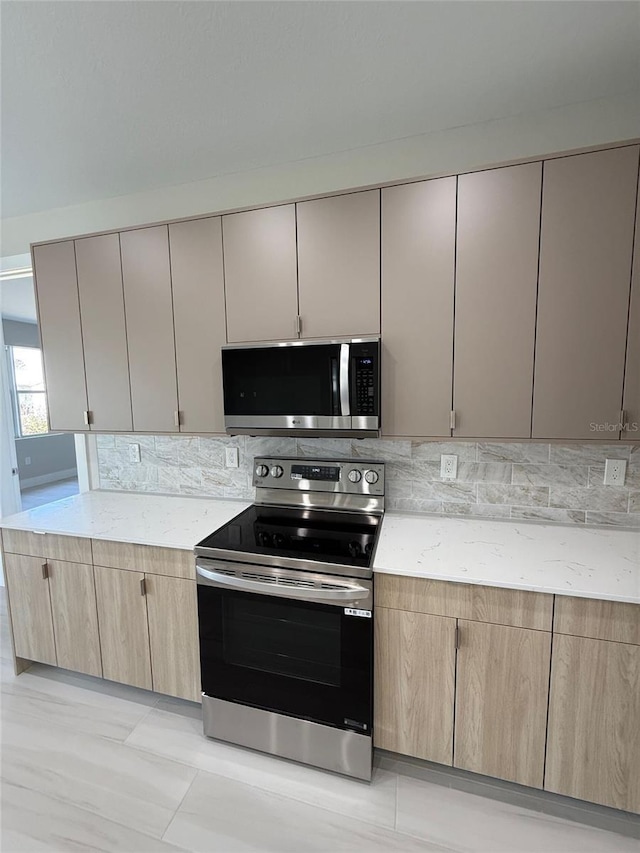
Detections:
[603, 459, 626, 486]
[24, 456, 31, 466]
[440, 454, 458, 480]
[225, 447, 239, 468]
[129, 443, 141, 464]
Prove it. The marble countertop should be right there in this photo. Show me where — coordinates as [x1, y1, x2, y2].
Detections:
[1, 491, 637, 603]
[374, 514, 640, 603]
[0, 490, 250, 551]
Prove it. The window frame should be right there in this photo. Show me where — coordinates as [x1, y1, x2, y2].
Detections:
[6, 344, 49, 438]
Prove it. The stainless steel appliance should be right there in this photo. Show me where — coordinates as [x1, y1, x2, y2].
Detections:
[221, 338, 380, 437]
[195, 456, 385, 781]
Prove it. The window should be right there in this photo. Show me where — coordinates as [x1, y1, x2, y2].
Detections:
[8, 346, 49, 436]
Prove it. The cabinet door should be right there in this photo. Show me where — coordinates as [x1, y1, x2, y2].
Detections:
[454, 164, 541, 438]
[48, 560, 102, 677]
[381, 178, 456, 437]
[454, 621, 550, 788]
[94, 566, 152, 690]
[223, 205, 298, 343]
[374, 607, 455, 764]
[146, 575, 200, 702]
[533, 146, 639, 439]
[297, 190, 380, 339]
[32, 241, 88, 431]
[545, 635, 639, 813]
[120, 226, 179, 432]
[169, 217, 226, 433]
[3, 554, 56, 665]
[75, 233, 133, 431]
[623, 170, 640, 441]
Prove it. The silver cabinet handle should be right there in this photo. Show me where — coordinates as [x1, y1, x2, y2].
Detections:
[339, 343, 350, 417]
[196, 564, 368, 603]
[174, 411, 181, 428]
[140, 578, 146, 596]
[41, 562, 49, 580]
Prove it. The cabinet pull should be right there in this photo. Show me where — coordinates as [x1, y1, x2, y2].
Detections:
[454, 624, 460, 650]
[296, 315, 302, 336]
[140, 578, 146, 596]
[41, 562, 49, 580]
[450, 410, 456, 431]
[620, 410, 626, 428]
[174, 410, 181, 428]
[83, 410, 91, 426]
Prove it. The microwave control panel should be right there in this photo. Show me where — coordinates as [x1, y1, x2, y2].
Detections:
[351, 343, 379, 417]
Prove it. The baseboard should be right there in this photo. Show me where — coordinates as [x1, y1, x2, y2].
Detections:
[375, 750, 640, 839]
[20, 469, 77, 490]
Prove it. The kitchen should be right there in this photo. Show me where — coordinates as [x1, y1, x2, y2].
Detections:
[1, 2, 639, 852]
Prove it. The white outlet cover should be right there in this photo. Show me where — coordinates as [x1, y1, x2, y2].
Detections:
[603, 459, 626, 486]
[129, 443, 141, 464]
[225, 447, 239, 468]
[440, 454, 458, 480]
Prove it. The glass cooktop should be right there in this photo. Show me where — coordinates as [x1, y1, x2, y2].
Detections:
[196, 505, 381, 569]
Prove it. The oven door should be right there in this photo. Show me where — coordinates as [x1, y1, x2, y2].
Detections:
[196, 559, 373, 735]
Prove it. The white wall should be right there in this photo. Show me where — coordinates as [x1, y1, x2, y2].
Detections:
[2, 92, 639, 257]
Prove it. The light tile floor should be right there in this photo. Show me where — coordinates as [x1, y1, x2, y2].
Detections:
[20, 477, 79, 511]
[1, 593, 637, 852]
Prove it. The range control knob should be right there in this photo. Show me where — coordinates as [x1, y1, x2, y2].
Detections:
[270, 465, 284, 479]
[255, 464, 269, 478]
[348, 469, 362, 483]
[364, 470, 379, 485]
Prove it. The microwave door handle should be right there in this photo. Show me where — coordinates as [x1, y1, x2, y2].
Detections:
[339, 344, 351, 417]
[330, 357, 340, 415]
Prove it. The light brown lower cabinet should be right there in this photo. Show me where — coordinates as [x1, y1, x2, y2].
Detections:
[146, 574, 200, 703]
[545, 634, 640, 813]
[4, 553, 101, 677]
[374, 607, 455, 764]
[453, 621, 551, 788]
[4, 554, 57, 666]
[94, 565, 152, 690]
[93, 564, 201, 702]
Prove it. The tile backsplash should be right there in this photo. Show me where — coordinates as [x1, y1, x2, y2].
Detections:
[96, 435, 640, 528]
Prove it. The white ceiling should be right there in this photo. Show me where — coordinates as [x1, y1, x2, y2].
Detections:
[2, 1, 639, 218]
[0, 277, 37, 324]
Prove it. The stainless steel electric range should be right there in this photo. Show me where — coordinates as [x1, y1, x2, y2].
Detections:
[194, 456, 385, 781]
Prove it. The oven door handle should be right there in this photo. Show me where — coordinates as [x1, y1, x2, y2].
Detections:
[196, 564, 369, 603]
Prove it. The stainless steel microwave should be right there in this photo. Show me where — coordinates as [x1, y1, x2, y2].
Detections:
[222, 338, 380, 437]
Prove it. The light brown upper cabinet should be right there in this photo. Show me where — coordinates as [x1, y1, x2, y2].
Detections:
[532, 146, 639, 440]
[381, 178, 456, 437]
[120, 226, 179, 432]
[223, 205, 298, 343]
[169, 217, 226, 433]
[453, 164, 541, 438]
[32, 241, 88, 431]
[75, 233, 133, 432]
[623, 171, 640, 441]
[297, 190, 380, 339]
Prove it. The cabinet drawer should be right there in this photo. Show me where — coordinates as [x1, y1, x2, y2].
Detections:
[1, 529, 92, 564]
[376, 574, 552, 631]
[554, 596, 639, 645]
[91, 539, 193, 579]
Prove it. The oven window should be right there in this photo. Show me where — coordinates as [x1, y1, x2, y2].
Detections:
[224, 596, 341, 687]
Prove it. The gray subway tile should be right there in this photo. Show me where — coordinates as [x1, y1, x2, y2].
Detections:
[549, 444, 630, 465]
[585, 512, 640, 528]
[477, 484, 549, 507]
[412, 480, 477, 503]
[442, 502, 511, 519]
[513, 464, 588, 487]
[630, 491, 640, 513]
[549, 486, 629, 513]
[477, 443, 549, 464]
[510, 507, 586, 524]
[352, 438, 411, 462]
[387, 498, 443, 515]
[455, 462, 513, 484]
[411, 441, 477, 463]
